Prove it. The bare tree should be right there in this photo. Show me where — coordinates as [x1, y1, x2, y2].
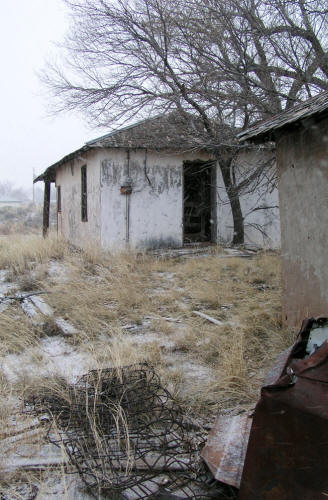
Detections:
[42, 0, 328, 244]
[186, 0, 327, 121]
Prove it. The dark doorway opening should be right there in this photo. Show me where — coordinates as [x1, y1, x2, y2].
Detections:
[183, 160, 215, 243]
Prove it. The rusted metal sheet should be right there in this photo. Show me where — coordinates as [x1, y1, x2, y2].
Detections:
[201, 412, 252, 489]
[239, 317, 328, 499]
[264, 346, 293, 386]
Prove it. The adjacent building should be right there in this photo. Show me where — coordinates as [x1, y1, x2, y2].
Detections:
[239, 90, 328, 326]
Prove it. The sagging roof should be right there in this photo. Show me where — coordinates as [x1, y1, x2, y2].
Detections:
[34, 113, 208, 183]
[238, 90, 328, 143]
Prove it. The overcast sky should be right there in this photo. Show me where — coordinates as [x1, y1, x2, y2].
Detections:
[0, 0, 107, 193]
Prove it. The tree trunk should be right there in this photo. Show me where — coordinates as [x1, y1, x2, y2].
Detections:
[219, 156, 244, 245]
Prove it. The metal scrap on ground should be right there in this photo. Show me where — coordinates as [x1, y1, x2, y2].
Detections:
[239, 316, 328, 499]
[25, 363, 237, 499]
[201, 413, 252, 490]
[201, 317, 328, 499]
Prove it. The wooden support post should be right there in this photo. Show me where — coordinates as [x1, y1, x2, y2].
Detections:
[43, 181, 51, 238]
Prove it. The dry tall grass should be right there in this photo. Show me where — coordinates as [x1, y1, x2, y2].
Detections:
[0, 236, 301, 499]
[0, 233, 67, 277]
[0, 235, 294, 417]
[0, 310, 40, 355]
[0, 236, 295, 498]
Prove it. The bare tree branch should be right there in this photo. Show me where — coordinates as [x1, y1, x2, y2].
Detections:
[40, 0, 328, 244]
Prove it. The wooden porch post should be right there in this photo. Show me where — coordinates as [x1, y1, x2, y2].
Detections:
[43, 180, 51, 238]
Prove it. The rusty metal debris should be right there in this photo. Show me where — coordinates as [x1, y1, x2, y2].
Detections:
[25, 363, 235, 499]
[201, 412, 251, 490]
[201, 317, 328, 498]
[239, 317, 328, 499]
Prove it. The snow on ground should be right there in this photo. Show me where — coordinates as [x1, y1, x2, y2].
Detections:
[47, 260, 69, 282]
[0, 246, 259, 499]
[2, 336, 95, 383]
[1, 246, 247, 389]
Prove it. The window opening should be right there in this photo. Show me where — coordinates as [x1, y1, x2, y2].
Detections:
[57, 186, 61, 212]
[81, 165, 88, 222]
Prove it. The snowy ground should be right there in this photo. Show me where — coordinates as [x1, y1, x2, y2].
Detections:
[0, 243, 286, 499]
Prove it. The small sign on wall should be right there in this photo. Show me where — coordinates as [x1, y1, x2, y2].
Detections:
[120, 185, 132, 195]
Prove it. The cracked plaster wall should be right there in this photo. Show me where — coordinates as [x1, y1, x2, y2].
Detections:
[216, 150, 281, 249]
[277, 116, 328, 326]
[99, 149, 212, 249]
[55, 149, 101, 248]
[55, 147, 280, 252]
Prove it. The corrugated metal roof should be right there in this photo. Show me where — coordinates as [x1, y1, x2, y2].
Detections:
[238, 90, 328, 143]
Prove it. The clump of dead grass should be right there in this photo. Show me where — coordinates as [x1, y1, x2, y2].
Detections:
[159, 366, 186, 399]
[151, 318, 174, 335]
[45, 250, 156, 339]
[17, 265, 49, 292]
[41, 317, 63, 338]
[46, 274, 137, 340]
[213, 329, 250, 404]
[0, 234, 68, 277]
[22, 374, 72, 411]
[0, 310, 39, 355]
[154, 253, 288, 411]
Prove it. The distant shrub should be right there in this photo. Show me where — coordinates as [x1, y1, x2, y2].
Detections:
[0, 203, 56, 235]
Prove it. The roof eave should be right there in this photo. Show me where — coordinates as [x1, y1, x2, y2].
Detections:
[238, 130, 277, 144]
[34, 144, 93, 183]
[238, 91, 328, 144]
[239, 109, 328, 144]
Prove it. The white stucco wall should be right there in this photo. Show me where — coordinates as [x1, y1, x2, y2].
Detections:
[216, 150, 281, 248]
[99, 149, 212, 249]
[55, 146, 280, 250]
[55, 150, 101, 248]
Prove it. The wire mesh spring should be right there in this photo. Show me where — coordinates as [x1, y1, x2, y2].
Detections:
[25, 363, 236, 499]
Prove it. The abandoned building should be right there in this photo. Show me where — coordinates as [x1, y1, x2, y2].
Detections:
[239, 90, 328, 326]
[35, 114, 280, 250]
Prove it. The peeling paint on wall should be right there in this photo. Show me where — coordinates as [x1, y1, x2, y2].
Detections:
[100, 150, 184, 249]
[55, 147, 281, 252]
[101, 161, 123, 186]
[56, 149, 101, 248]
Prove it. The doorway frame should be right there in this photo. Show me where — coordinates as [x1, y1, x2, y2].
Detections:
[182, 159, 217, 244]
